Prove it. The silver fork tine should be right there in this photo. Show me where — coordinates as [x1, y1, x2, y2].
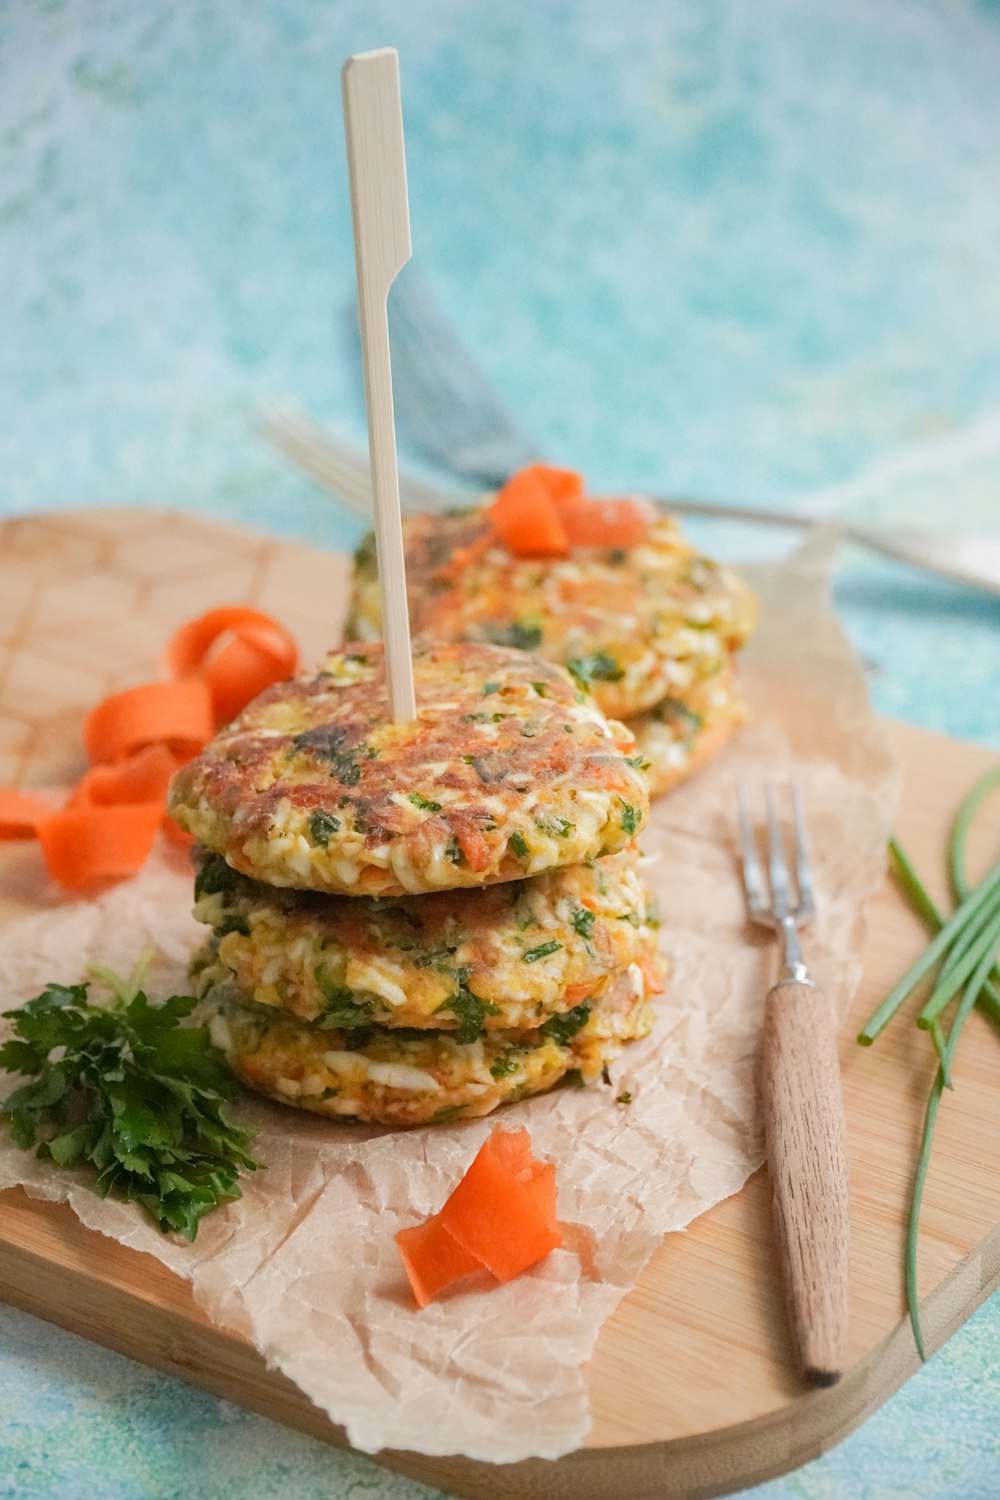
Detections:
[258, 403, 475, 516]
[765, 783, 791, 918]
[791, 779, 815, 921]
[388, 271, 539, 483]
[736, 784, 768, 914]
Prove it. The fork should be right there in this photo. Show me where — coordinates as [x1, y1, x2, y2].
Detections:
[259, 394, 1000, 598]
[360, 270, 1000, 595]
[737, 781, 850, 1388]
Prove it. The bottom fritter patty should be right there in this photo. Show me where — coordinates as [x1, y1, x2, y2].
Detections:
[628, 665, 748, 800]
[194, 940, 661, 1127]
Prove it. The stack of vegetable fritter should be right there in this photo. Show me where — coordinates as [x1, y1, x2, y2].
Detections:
[347, 491, 756, 799]
[168, 641, 663, 1126]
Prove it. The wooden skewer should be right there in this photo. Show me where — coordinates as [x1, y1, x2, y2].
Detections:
[341, 48, 416, 722]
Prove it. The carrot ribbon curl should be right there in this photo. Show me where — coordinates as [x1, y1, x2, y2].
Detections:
[0, 606, 298, 891]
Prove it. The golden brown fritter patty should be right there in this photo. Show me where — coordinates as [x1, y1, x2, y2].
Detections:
[195, 934, 661, 1127]
[190, 847, 653, 1033]
[168, 642, 649, 897]
[346, 509, 757, 720]
[629, 665, 749, 800]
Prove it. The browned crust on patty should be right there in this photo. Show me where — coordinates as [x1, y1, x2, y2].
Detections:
[168, 641, 649, 896]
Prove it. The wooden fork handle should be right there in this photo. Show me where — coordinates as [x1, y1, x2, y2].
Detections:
[761, 979, 850, 1386]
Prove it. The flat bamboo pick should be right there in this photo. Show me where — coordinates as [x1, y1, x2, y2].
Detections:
[341, 47, 416, 722]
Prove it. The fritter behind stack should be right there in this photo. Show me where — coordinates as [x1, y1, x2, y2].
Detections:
[347, 507, 756, 798]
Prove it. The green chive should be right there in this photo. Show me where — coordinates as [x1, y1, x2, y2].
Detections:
[523, 940, 562, 963]
[857, 858, 1000, 1044]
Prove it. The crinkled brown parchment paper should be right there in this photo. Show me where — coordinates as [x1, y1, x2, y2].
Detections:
[0, 532, 900, 1462]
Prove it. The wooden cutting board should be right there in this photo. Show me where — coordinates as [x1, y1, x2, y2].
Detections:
[1, 508, 998, 1500]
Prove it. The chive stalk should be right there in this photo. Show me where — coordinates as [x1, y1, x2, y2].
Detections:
[859, 760, 1000, 1361]
[907, 931, 1000, 1357]
[884, 837, 1000, 1031]
[857, 859, 1000, 1044]
[948, 763, 1000, 904]
[916, 904, 1000, 1031]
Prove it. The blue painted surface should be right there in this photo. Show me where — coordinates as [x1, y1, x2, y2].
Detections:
[1, 1, 998, 1496]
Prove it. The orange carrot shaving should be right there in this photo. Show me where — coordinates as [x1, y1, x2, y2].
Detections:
[70, 744, 182, 809]
[1, 604, 297, 892]
[83, 680, 215, 766]
[394, 1214, 484, 1308]
[490, 468, 571, 558]
[439, 1128, 561, 1282]
[0, 788, 58, 841]
[395, 1127, 563, 1307]
[36, 804, 166, 892]
[507, 465, 585, 510]
[489, 467, 655, 557]
[492, 489, 567, 558]
[165, 607, 298, 725]
[561, 496, 657, 549]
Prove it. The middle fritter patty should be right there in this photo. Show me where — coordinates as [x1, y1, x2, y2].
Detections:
[191, 846, 656, 1035]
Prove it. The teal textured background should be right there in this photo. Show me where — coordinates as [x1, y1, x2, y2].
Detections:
[1, 1, 999, 1496]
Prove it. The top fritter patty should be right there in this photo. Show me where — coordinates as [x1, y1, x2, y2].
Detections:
[167, 642, 649, 897]
[345, 509, 757, 720]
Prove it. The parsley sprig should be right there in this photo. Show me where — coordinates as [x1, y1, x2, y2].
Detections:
[0, 962, 259, 1241]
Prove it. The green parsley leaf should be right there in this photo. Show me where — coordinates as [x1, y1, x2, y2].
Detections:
[0, 971, 259, 1241]
[523, 940, 563, 964]
[531, 682, 548, 697]
[509, 831, 529, 860]
[490, 1055, 522, 1079]
[314, 973, 382, 1029]
[193, 855, 239, 902]
[651, 697, 703, 734]
[567, 652, 625, 690]
[407, 792, 442, 813]
[435, 986, 502, 1045]
[619, 800, 638, 835]
[616, 1090, 633, 1106]
[430, 1104, 467, 1124]
[571, 906, 596, 940]
[540, 1002, 592, 1045]
[488, 619, 543, 652]
[482, 682, 501, 696]
[308, 811, 341, 847]
[536, 814, 575, 839]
